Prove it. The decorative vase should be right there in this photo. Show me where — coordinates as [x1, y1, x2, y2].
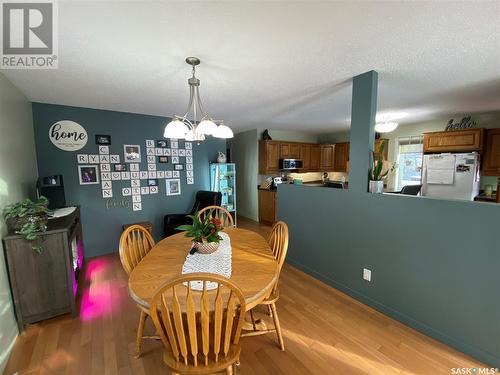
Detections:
[369, 180, 384, 194]
[194, 241, 220, 254]
[217, 152, 227, 163]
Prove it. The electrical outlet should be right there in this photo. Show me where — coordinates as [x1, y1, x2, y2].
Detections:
[363, 268, 372, 282]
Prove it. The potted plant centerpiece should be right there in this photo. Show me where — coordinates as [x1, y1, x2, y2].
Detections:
[176, 210, 224, 254]
[368, 143, 395, 193]
[2, 196, 50, 253]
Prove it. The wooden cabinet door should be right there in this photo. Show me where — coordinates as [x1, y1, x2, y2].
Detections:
[320, 144, 335, 170]
[423, 129, 484, 153]
[259, 141, 280, 174]
[300, 144, 311, 171]
[333, 142, 350, 172]
[483, 129, 500, 176]
[279, 143, 290, 158]
[258, 190, 276, 225]
[289, 143, 301, 158]
[374, 139, 389, 160]
[310, 145, 320, 170]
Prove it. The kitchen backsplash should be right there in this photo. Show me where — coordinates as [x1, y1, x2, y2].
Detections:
[258, 171, 348, 184]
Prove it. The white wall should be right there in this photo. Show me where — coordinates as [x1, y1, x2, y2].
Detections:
[0, 73, 38, 372]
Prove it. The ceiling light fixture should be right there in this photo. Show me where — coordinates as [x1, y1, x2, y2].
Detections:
[164, 57, 233, 142]
[375, 121, 399, 133]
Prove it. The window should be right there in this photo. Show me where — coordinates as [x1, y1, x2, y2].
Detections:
[395, 136, 423, 191]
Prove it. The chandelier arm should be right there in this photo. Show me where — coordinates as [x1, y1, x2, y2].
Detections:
[194, 86, 211, 119]
[181, 84, 195, 121]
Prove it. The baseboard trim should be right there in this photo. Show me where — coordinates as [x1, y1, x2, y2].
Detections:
[287, 257, 500, 367]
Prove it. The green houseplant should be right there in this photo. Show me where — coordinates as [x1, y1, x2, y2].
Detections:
[368, 142, 395, 193]
[176, 210, 224, 254]
[2, 196, 50, 253]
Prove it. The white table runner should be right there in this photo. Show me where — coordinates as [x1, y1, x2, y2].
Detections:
[182, 232, 232, 290]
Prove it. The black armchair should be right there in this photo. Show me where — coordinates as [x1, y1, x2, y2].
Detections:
[163, 190, 222, 238]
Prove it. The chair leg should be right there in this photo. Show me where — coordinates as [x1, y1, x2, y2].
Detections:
[270, 302, 285, 351]
[135, 310, 148, 358]
[249, 309, 257, 331]
[267, 304, 273, 317]
[225, 365, 234, 375]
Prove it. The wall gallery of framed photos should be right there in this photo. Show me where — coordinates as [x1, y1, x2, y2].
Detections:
[76, 138, 194, 211]
[32, 103, 226, 256]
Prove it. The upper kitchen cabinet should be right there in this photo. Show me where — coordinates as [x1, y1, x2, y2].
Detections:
[259, 140, 280, 174]
[374, 138, 389, 160]
[483, 128, 500, 176]
[310, 144, 321, 171]
[423, 129, 484, 153]
[279, 142, 301, 159]
[320, 144, 335, 170]
[300, 143, 312, 170]
[333, 142, 350, 172]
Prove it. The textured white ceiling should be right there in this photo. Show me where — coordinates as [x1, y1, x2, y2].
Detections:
[3, 1, 500, 133]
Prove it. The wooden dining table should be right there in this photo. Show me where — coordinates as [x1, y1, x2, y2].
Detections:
[128, 227, 278, 312]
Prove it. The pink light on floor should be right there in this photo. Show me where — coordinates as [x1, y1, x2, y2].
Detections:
[80, 258, 124, 321]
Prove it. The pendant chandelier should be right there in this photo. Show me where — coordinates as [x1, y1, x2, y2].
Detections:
[164, 57, 233, 142]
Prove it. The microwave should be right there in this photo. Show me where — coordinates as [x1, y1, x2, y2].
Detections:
[279, 158, 304, 170]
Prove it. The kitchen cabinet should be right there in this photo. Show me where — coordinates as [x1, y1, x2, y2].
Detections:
[333, 142, 350, 172]
[300, 143, 312, 171]
[258, 189, 276, 225]
[310, 144, 320, 170]
[320, 144, 335, 170]
[423, 129, 484, 153]
[374, 138, 389, 160]
[483, 128, 500, 176]
[279, 142, 300, 159]
[259, 140, 280, 174]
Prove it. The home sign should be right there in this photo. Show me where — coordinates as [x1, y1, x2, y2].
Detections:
[49, 120, 88, 151]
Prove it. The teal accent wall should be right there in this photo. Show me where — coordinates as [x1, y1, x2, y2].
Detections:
[0, 74, 38, 373]
[32, 103, 226, 257]
[276, 71, 500, 366]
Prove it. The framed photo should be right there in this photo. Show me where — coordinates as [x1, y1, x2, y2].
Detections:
[124, 144, 141, 163]
[157, 140, 167, 148]
[165, 178, 181, 196]
[95, 134, 111, 145]
[114, 163, 127, 172]
[158, 156, 168, 163]
[78, 165, 99, 185]
[148, 179, 158, 187]
[174, 164, 184, 170]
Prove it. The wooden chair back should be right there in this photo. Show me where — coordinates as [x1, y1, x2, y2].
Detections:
[119, 225, 155, 275]
[150, 273, 246, 369]
[268, 221, 289, 290]
[197, 205, 235, 228]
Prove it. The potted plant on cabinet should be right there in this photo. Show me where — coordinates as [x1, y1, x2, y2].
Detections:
[368, 143, 395, 193]
[176, 209, 224, 254]
[2, 196, 50, 253]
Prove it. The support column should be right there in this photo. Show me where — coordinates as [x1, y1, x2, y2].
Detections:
[348, 71, 378, 194]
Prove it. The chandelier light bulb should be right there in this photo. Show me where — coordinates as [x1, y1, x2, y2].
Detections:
[213, 123, 234, 139]
[197, 119, 218, 135]
[164, 119, 189, 139]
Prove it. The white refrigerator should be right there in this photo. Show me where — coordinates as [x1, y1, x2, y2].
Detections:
[421, 152, 480, 201]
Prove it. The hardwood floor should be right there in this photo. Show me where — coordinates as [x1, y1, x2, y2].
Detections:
[3, 217, 484, 375]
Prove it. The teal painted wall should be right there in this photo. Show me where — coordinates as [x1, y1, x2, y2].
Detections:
[228, 129, 259, 221]
[277, 71, 500, 366]
[32, 103, 226, 257]
[0, 74, 38, 372]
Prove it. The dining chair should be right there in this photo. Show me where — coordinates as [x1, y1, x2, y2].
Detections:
[118, 224, 156, 358]
[245, 221, 289, 351]
[197, 205, 235, 228]
[150, 273, 246, 375]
